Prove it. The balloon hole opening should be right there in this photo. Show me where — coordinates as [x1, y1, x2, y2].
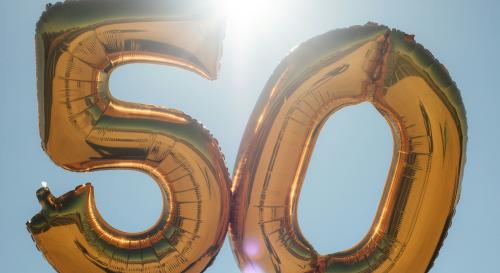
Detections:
[297, 102, 393, 255]
[108, 63, 214, 109]
[91, 170, 166, 233]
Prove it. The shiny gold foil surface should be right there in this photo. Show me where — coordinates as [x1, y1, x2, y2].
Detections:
[28, 1, 231, 273]
[230, 23, 467, 273]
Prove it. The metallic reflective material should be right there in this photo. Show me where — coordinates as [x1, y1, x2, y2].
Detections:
[28, 1, 231, 273]
[230, 23, 467, 273]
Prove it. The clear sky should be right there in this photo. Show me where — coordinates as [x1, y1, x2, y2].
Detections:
[0, 0, 498, 272]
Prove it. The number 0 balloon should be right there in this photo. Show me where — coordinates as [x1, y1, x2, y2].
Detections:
[27, 1, 466, 273]
[230, 24, 467, 273]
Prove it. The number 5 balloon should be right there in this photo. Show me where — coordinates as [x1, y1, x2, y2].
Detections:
[230, 23, 467, 273]
[27, 1, 231, 273]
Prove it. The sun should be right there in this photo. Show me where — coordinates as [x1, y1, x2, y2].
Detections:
[215, 0, 285, 42]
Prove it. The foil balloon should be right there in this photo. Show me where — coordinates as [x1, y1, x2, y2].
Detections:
[27, 1, 231, 273]
[230, 23, 467, 273]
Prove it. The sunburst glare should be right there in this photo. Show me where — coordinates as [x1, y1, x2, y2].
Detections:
[215, 0, 286, 43]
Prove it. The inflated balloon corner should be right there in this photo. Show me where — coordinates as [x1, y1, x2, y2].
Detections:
[27, 1, 466, 273]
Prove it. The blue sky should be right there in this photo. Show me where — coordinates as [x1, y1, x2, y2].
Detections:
[0, 0, 498, 272]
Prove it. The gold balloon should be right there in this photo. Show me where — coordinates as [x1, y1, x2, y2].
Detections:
[27, 1, 231, 273]
[230, 23, 467, 273]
